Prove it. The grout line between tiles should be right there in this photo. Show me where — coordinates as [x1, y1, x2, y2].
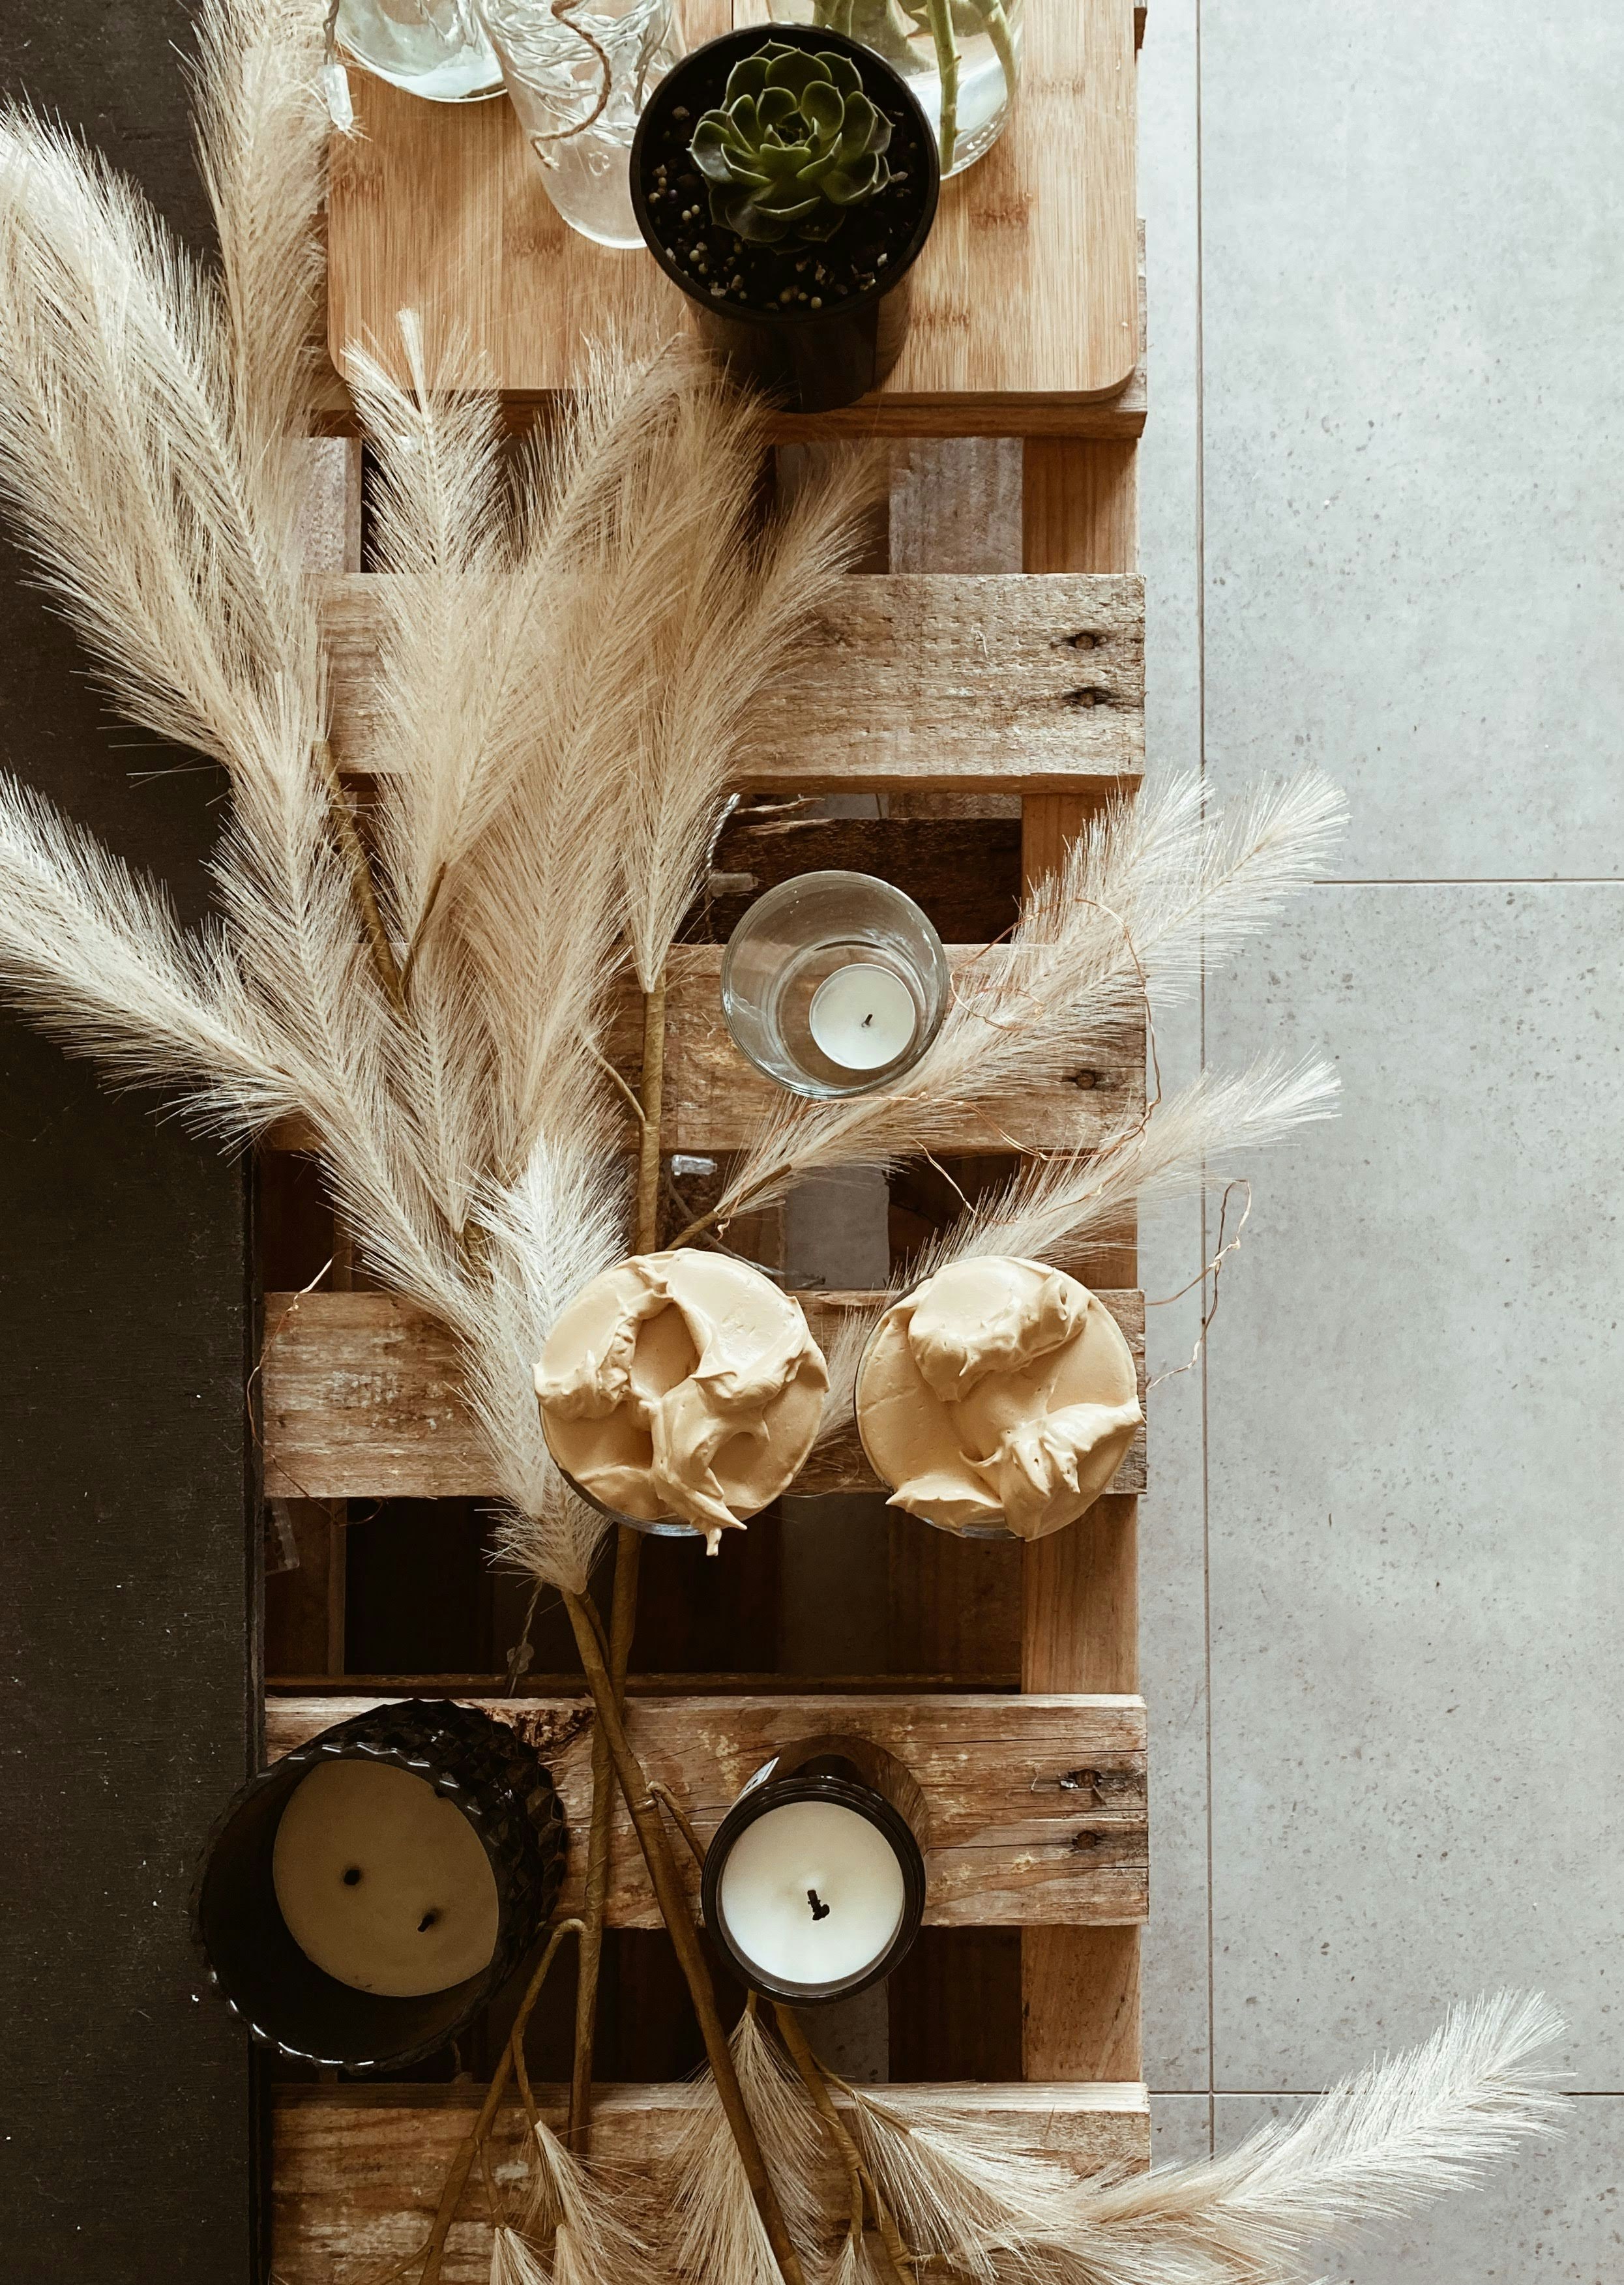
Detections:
[1194, 0, 1217, 2117]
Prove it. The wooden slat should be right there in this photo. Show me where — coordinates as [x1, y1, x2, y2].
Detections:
[261, 1285, 1145, 1503]
[1019, 434, 1144, 2081]
[325, 0, 1138, 423]
[266, 1692, 1148, 1928]
[316, 570, 1145, 791]
[274, 2080, 1150, 2283]
[266, 941, 1145, 1160]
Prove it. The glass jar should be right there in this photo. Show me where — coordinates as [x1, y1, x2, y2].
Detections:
[479, 0, 684, 248]
[765, 0, 1022, 177]
[335, 0, 506, 101]
[721, 872, 949, 1099]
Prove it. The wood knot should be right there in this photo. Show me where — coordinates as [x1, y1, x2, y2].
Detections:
[510, 1705, 593, 1761]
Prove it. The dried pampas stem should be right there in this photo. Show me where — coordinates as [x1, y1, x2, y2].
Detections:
[313, 735, 405, 1013]
[771, 2004, 913, 2285]
[674, 2002, 829, 2285]
[635, 975, 668, 1253]
[703, 770, 1347, 1231]
[413, 1917, 583, 2285]
[649, 1776, 706, 1870]
[567, 962, 666, 2151]
[509, 2013, 657, 2285]
[998, 1988, 1566, 2285]
[567, 1522, 642, 2150]
[561, 1589, 807, 2285]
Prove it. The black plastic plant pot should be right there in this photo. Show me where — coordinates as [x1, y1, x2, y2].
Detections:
[193, 1700, 566, 2072]
[630, 25, 940, 414]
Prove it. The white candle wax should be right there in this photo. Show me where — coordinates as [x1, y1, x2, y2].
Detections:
[807, 962, 918, 1071]
[272, 1760, 499, 1998]
[716, 1798, 907, 1988]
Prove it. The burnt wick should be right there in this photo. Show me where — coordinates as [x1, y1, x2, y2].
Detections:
[806, 1889, 831, 1922]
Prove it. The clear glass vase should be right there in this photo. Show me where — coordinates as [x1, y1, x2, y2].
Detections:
[479, 0, 684, 248]
[765, 0, 1022, 177]
[335, 0, 506, 101]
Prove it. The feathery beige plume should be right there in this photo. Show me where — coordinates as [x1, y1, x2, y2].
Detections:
[933, 1055, 1340, 1273]
[812, 1057, 1338, 1451]
[488, 2224, 550, 2285]
[673, 2009, 829, 2285]
[707, 771, 1346, 1230]
[838, 1991, 1562, 2285]
[516, 2112, 657, 2285]
[1012, 1988, 1565, 2285]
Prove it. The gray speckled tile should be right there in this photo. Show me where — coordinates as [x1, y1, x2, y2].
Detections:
[1136, 0, 1213, 2097]
[1202, 884, 1624, 2090]
[1212, 2093, 1622, 2284]
[1151, 2093, 1213, 2166]
[1140, 988, 1213, 2093]
[1199, 1, 1624, 878]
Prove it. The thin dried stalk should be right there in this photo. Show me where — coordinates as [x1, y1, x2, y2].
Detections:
[563, 1592, 808, 2285]
[415, 1918, 583, 2285]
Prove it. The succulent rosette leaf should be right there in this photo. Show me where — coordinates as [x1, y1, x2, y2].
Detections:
[689, 40, 894, 245]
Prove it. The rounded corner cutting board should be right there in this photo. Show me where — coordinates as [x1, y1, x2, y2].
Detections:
[325, 0, 1140, 418]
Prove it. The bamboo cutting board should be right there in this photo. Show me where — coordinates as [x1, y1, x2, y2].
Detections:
[326, 0, 1140, 421]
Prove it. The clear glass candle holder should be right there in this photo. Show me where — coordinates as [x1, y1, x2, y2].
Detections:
[721, 872, 949, 1099]
[480, 0, 683, 247]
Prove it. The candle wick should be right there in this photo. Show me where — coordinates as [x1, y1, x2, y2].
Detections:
[862, 1012, 874, 1026]
[806, 1888, 831, 1922]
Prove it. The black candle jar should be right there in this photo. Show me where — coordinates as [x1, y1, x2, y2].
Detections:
[701, 1732, 926, 2005]
[630, 26, 940, 414]
[194, 1700, 566, 2072]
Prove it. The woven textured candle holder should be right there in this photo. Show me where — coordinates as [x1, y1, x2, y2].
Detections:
[194, 1699, 567, 2072]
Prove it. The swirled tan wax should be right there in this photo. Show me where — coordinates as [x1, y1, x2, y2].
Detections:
[271, 1760, 499, 1998]
[855, 1256, 1142, 1541]
[536, 1250, 828, 1552]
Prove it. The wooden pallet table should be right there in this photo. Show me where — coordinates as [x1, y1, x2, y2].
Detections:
[325, 0, 1144, 436]
[269, 2, 1150, 2267]
[278, 2082, 1150, 2283]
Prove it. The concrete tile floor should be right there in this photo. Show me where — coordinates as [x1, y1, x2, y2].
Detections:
[1138, 2, 1624, 2269]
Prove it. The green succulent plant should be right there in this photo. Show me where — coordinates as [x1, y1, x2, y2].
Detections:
[689, 42, 894, 246]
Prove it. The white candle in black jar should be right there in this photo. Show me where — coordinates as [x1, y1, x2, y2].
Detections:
[701, 1734, 926, 2003]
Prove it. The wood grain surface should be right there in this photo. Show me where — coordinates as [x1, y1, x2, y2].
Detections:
[325, 0, 1140, 422]
[267, 1690, 1147, 1927]
[1018, 434, 1144, 2082]
[317, 570, 1145, 791]
[260, 1284, 1145, 1502]
[265, 939, 1146, 1158]
[274, 2080, 1151, 2283]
